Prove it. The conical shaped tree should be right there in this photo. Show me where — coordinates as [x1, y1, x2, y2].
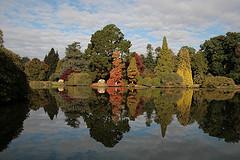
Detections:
[154, 36, 174, 76]
[107, 50, 125, 86]
[127, 56, 139, 84]
[162, 36, 168, 50]
[44, 48, 59, 79]
[176, 48, 193, 86]
[144, 44, 155, 71]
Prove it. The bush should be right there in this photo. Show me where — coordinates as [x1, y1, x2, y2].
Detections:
[137, 76, 153, 87]
[159, 73, 183, 87]
[193, 74, 206, 85]
[152, 77, 161, 87]
[201, 76, 236, 88]
[66, 72, 93, 86]
[137, 73, 182, 87]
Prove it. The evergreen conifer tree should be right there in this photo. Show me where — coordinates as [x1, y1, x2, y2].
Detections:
[154, 36, 174, 76]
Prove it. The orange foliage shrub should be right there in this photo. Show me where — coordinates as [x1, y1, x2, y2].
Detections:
[107, 51, 125, 87]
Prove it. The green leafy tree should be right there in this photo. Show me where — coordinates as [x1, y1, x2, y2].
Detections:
[127, 56, 139, 84]
[86, 24, 131, 80]
[2, 48, 25, 71]
[0, 29, 3, 48]
[24, 58, 49, 81]
[154, 36, 174, 76]
[191, 51, 208, 84]
[44, 48, 59, 79]
[0, 48, 28, 103]
[201, 32, 240, 83]
[65, 42, 81, 58]
[52, 42, 89, 80]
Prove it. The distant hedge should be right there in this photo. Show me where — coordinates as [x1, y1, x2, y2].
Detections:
[201, 76, 236, 88]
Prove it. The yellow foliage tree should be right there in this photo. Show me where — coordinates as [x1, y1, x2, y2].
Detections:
[176, 48, 193, 86]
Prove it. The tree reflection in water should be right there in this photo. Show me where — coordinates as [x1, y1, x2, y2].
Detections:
[198, 93, 240, 143]
[26, 87, 240, 147]
[0, 102, 29, 152]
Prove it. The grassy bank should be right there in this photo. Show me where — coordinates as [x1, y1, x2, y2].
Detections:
[29, 81, 64, 89]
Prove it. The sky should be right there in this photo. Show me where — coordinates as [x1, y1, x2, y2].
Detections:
[0, 0, 240, 59]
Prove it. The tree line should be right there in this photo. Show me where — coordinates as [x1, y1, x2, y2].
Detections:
[1, 24, 240, 90]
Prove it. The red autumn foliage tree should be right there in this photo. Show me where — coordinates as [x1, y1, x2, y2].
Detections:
[134, 53, 144, 74]
[107, 51, 125, 86]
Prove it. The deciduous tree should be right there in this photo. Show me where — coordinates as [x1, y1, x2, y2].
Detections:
[0, 48, 28, 103]
[24, 58, 49, 81]
[201, 32, 240, 83]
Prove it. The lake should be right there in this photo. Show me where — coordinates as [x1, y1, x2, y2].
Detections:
[1, 87, 240, 160]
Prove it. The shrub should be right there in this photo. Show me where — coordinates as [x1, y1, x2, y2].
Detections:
[137, 76, 153, 87]
[66, 72, 93, 86]
[159, 73, 183, 87]
[137, 73, 182, 87]
[201, 76, 236, 88]
[152, 77, 161, 87]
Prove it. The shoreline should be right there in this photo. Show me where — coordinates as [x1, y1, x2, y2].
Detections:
[29, 81, 240, 90]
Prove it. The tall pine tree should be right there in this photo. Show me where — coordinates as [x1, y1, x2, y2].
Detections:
[44, 48, 59, 79]
[144, 44, 155, 71]
[154, 36, 174, 76]
[127, 56, 139, 84]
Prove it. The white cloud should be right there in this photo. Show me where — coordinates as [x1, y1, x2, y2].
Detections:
[0, 0, 239, 59]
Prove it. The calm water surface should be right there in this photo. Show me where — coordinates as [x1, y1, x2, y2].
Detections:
[1, 87, 240, 160]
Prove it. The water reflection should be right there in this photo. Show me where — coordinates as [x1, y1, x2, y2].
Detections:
[0, 102, 29, 152]
[39, 88, 240, 143]
[198, 93, 240, 143]
[6, 87, 240, 149]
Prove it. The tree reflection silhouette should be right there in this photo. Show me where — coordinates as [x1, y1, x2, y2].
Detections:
[83, 93, 130, 147]
[29, 89, 58, 120]
[153, 89, 179, 138]
[197, 93, 240, 143]
[0, 102, 29, 152]
[27, 87, 240, 146]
